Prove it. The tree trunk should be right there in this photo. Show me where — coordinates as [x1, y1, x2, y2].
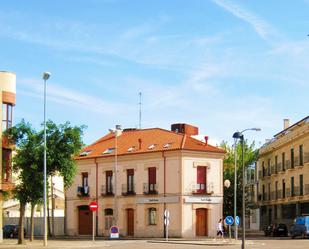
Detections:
[30, 203, 35, 242]
[18, 202, 26, 244]
[47, 202, 51, 237]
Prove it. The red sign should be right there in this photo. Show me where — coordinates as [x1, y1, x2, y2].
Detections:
[89, 201, 98, 212]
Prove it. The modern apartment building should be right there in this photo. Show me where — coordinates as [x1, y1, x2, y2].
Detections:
[0, 71, 16, 240]
[66, 123, 225, 237]
[257, 117, 309, 229]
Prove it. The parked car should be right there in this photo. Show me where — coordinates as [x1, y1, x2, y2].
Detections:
[3, 224, 26, 238]
[290, 216, 309, 239]
[273, 224, 288, 237]
[264, 223, 288, 237]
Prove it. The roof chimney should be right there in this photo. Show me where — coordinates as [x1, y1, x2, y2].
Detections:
[283, 119, 290, 130]
[171, 123, 198, 136]
[138, 138, 142, 150]
[204, 136, 209, 146]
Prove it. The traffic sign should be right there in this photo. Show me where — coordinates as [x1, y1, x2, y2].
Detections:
[225, 216, 234, 225]
[89, 201, 98, 212]
[235, 216, 240, 226]
[110, 226, 120, 239]
[164, 210, 170, 226]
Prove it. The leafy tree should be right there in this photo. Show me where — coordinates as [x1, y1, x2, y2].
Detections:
[6, 121, 42, 244]
[221, 140, 258, 219]
[6, 120, 84, 243]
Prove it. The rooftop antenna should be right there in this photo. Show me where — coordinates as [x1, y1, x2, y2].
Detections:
[139, 92, 142, 129]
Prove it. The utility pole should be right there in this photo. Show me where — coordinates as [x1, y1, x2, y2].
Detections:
[139, 92, 142, 129]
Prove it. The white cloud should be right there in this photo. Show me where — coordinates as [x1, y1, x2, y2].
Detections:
[18, 78, 126, 115]
[212, 0, 275, 40]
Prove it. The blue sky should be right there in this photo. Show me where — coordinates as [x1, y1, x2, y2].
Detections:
[0, 0, 308, 146]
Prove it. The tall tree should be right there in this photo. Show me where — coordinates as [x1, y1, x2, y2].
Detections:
[221, 140, 259, 218]
[7, 121, 42, 244]
[6, 120, 84, 243]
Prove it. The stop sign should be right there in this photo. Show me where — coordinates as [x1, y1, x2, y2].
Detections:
[89, 201, 98, 212]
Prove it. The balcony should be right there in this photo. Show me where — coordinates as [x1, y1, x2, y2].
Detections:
[285, 160, 291, 170]
[258, 170, 262, 179]
[191, 183, 214, 195]
[122, 184, 136, 196]
[143, 183, 158, 195]
[305, 152, 309, 164]
[286, 188, 291, 198]
[77, 186, 89, 197]
[101, 185, 114, 196]
[305, 184, 309, 195]
[277, 163, 283, 172]
[277, 189, 282, 199]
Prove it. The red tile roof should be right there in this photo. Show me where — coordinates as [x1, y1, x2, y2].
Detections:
[77, 128, 225, 160]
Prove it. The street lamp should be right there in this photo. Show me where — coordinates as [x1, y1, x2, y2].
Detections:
[42, 72, 51, 247]
[233, 128, 261, 249]
[110, 125, 122, 229]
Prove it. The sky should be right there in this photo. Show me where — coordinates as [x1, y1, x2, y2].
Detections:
[0, 0, 308, 147]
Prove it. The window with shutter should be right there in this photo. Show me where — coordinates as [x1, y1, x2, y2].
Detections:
[148, 167, 156, 192]
[197, 166, 206, 193]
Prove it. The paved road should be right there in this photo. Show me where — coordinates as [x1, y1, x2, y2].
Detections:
[0, 238, 309, 249]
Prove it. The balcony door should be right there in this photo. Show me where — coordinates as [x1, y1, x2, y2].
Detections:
[197, 166, 206, 193]
[148, 167, 156, 193]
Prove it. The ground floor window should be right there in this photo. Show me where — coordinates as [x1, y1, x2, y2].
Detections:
[148, 208, 156, 225]
[104, 208, 113, 230]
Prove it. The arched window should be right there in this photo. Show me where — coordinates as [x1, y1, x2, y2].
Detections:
[104, 208, 113, 230]
[148, 208, 156, 225]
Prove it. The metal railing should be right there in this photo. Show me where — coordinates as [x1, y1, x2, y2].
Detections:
[77, 186, 90, 197]
[121, 184, 136, 195]
[277, 162, 283, 172]
[286, 160, 291, 170]
[305, 152, 309, 164]
[101, 185, 114, 196]
[143, 183, 158, 195]
[277, 189, 282, 199]
[286, 188, 291, 198]
[191, 182, 214, 195]
[305, 184, 309, 195]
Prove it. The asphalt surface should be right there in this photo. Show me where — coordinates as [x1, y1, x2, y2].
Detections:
[0, 238, 309, 249]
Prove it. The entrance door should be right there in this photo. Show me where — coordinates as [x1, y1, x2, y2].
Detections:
[78, 205, 92, 235]
[127, 209, 134, 236]
[196, 208, 208, 236]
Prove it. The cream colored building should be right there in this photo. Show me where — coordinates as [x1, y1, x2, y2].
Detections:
[0, 71, 16, 241]
[257, 117, 309, 229]
[66, 124, 225, 237]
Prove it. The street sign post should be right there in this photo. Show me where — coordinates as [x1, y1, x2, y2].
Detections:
[164, 210, 170, 241]
[235, 216, 240, 226]
[225, 216, 234, 242]
[89, 201, 98, 242]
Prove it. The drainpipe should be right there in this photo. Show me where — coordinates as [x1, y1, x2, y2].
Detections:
[95, 158, 99, 236]
[162, 151, 166, 238]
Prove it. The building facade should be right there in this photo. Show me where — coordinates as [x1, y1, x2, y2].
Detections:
[66, 124, 225, 237]
[257, 117, 309, 229]
[0, 71, 16, 241]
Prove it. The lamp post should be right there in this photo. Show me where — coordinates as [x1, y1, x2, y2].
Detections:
[232, 128, 261, 249]
[111, 125, 121, 228]
[42, 72, 51, 247]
